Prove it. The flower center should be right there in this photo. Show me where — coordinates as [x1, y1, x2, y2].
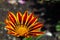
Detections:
[15, 25, 28, 36]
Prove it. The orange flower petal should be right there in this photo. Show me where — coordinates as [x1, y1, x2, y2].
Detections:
[22, 11, 28, 25]
[29, 22, 42, 29]
[5, 26, 14, 31]
[28, 17, 37, 27]
[5, 19, 15, 29]
[26, 13, 34, 26]
[5, 19, 10, 26]
[9, 21, 15, 29]
[30, 28, 40, 32]
[30, 32, 44, 36]
[8, 11, 16, 24]
[31, 32, 44, 34]
[17, 12, 22, 24]
[7, 31, 15, 34]
[30, 24, 43, 31]
[7, 31, 19, 37]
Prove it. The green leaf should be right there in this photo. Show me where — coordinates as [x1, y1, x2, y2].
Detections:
[23, 34, 45, 40]
[0, 22, 5, 24]
[35, 35, 45, 40]
[56, 25, 60, 31]
[23, 36, 33, 40]
[56, 21, 60, 31]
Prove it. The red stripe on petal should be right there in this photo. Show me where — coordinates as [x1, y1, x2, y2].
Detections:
[8, 12, 16, 24]
[31, 32, 44, 34]
[5, 19, 15, 29]
[8, 31, 20, 37]
[28, 17, 37, 27]
[26, 13, 34, 25]
[7, 31, 20, 37]
[23, 12, 28, 24]
[17, 12, 22, 24]
[30, 24, 43, 31]
[7, 31, 15, 34]
[29, 22, 40, 29]
[33, 22, 41, 27]
[29, 32, 44, 36]
[5, 26, 14, 31]
[9, 21, 15, 29]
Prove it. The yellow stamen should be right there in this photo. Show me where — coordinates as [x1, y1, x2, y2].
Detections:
[15, 25, 29, 36]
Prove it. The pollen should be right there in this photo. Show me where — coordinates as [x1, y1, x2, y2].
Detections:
[15, 25, 29, 36]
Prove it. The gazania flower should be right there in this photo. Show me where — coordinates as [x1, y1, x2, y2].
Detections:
[5, 11, 44, 38]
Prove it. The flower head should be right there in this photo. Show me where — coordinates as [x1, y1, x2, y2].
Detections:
[5, 11, 44, 38]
